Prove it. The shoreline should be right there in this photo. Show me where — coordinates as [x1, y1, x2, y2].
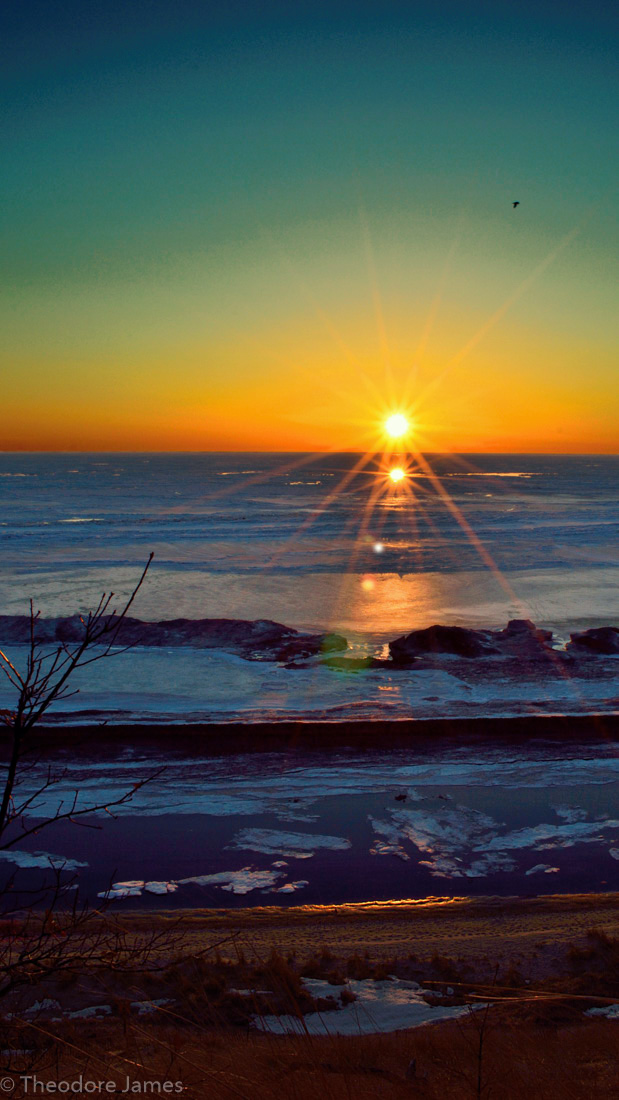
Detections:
[29, 711, 619, 752]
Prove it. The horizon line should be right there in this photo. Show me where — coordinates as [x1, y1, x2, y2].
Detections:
[1, 449, 618, 458]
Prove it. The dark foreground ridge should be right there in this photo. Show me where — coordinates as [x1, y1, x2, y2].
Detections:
[0, 614, 617, 665]
[24, 713, 619, 753]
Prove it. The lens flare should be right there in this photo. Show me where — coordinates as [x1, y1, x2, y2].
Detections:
[384, 413, 409, 439]
[389, 467, 406, 483]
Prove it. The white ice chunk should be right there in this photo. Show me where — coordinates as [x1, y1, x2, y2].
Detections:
[370, 841, 410, 861]
[273, 880, 309, 893]
[98, 880, 145, 898]
[143, 881, 178, 895]
[525, 864, 560, 875]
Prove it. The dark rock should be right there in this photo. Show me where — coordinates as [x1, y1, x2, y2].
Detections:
[485, 618, 557, 662]
[0, 614, 347, 663]
[389, 619, 561, 664]
[274, 632, 347, 662]
[390, 624, 498, 662]
[494, 618, 554, 649]
[567, 627, 619, 655]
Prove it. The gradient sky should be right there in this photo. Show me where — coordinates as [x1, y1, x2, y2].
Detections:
[2, 0, 617, 452]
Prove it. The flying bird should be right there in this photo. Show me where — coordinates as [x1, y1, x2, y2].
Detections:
[512, 201, 520, 208]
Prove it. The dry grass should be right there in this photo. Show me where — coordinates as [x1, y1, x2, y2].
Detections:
[1, 1009, 617, 1098]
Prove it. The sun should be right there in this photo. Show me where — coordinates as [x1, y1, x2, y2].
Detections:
[388, 467, 406, 483]
[384, 413, 410, 439]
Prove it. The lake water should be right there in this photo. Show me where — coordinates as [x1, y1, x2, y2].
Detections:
[2, 737, 618, 907]
[0, 452, 617, 721]
[0, 452, 617, 904]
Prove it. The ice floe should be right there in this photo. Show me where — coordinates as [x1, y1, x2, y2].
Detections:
[9, 745, 619, 823]
[227, 827, 351, 859]
[98, 879, 178, 899]
[369, 804, 514, 877]
[143, 881, 179, 895]
[481, 819, 619, 852]
[525, 864, 560, 875]
[368, 799, 619, 878]
[554, 805, 589, 823]
[178, 868, 282, 894]
[418, 853, 517, 878]
[99, 881, 145, 899]
[0, 850, 88, 871]
[98, 864, 310, 899]
[256, 976, 482, 1036]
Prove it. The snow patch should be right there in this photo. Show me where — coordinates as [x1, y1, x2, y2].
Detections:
[585, 1004, 619, 1020]
[131, 999, 172, 1015]
[67, 1005, 112, 1019]
[256, 976, 482, 1036]
[24, 999, 60, 1015]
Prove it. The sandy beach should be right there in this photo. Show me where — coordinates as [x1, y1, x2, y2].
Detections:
[124, 890, 619, 975]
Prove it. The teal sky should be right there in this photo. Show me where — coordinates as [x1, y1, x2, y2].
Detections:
[1, 1, 617, 451]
